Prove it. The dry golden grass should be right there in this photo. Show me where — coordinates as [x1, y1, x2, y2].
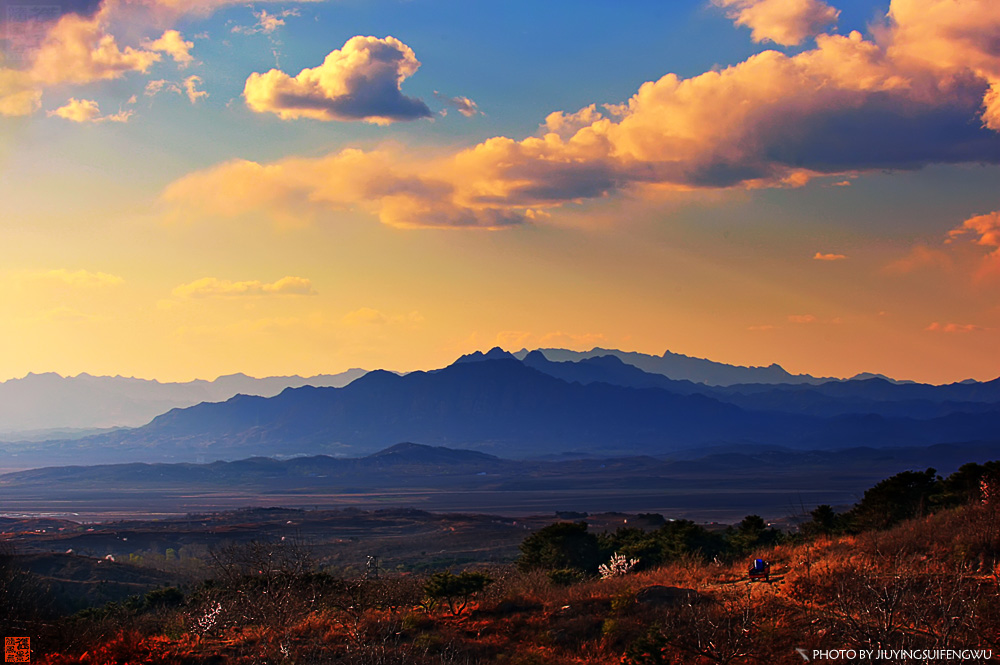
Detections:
[29, 503, 1000, 664]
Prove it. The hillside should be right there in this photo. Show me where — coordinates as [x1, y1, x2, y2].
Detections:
[9, 475, 998, 664]
[4, 441, 1000, 522]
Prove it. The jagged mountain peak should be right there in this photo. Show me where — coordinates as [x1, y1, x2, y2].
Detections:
[452, 347, 518, 365]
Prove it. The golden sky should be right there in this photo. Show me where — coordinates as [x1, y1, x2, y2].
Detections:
[1, 0, 998, 384]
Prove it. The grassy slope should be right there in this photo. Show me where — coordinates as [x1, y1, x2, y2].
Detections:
[24, 500, 1000, 664]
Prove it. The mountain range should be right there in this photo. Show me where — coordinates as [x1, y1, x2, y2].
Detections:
[4, 346, 977, 438]
[511, 347, 838, 385]
[4, 440, 999, 520]
[3, 349, 998, 468]
[0, 368, 368, 435]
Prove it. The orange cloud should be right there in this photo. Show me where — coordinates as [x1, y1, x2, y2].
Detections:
[540, 104, 606, 138]
[243, 35, 431, 124]
[164, 1, 1000, 229]
[947, 210, 1000, 280]
[885, 0, 1000, 130]
[29, 13, 161, 85]
[0, 1, 200, 117]
[813, 252, 846, 261]
[171, 276, 315, 298]
[161, 149, 527, 229]
[714, 0, 840, 46]
[788, 314, 817, 323]
[48, 98, 132, 122]
[949, 211, 1000, 251]
[926, 322, 982, 333]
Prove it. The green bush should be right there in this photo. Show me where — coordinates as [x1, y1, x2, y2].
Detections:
[517, 522, 602, 574]
[423, 571, 492, 615]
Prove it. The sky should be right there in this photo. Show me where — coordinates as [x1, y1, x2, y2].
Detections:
[0, 0, 998, 385]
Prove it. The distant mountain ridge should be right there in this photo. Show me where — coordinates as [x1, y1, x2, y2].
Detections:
[5, 346, 984, 436]
[5, 355, 999, 469]
[513, 347, 837, 385]
[0, 369, 368, 434]
[4, 441, 1000, 521]
[3, 348, 998, 471]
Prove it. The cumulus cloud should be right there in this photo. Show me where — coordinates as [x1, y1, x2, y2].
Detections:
[434, 91, 481, 117]
[28, 14, 162, 85]
[539, 104, 605, 138]
[164, 0, 1000, 229]
[48, 97, 132, 122]
[243, 35, 432, 124]
[144, 29, 194, 66]
[714, 0, 840, 46]
[813, 252, 846, 260]
[0, 0, 203, 117]
[885, 0, 1000, 130]
[172, 276, 316, 298]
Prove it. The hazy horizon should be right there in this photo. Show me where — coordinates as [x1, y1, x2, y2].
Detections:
[1, 343, 991, 386]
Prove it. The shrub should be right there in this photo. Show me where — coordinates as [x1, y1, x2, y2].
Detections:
[548, 568, 584, 586]
[849, 468, 940, 531]
[517, 522, 602, 574]
[423, 571, 493, 615]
